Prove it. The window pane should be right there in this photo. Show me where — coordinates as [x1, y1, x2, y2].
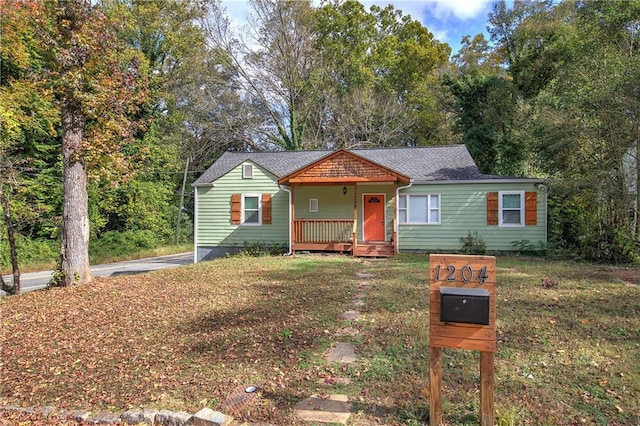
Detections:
[502, 210, 521, 224]
[399, 211, 407, 223]
[244, 196, 259, 210]
[502, 194, 521, 208]
[245, 210, 259, 223]
[409, 196, 428, 222]
[430, 209, 439, 223]
[399, 196, 407, 209]
[430, 194, 439, 209]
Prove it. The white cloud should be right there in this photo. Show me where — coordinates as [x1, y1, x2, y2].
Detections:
[219, 0, 250, 30]
[428, 0, 493, 21]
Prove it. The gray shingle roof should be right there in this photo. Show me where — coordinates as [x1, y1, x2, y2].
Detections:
[192, 145, 518, 186]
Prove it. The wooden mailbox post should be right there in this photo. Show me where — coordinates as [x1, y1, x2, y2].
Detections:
[429, 254, 497, 426]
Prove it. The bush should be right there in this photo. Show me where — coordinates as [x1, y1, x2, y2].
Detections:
[579, 227, 638, 264]
[459, 231, 486, 255]
[0, 236, 58, 271]
[511, 239, 555, 256]
[235, 241, 288, 257]
[89, 230, 162, 262]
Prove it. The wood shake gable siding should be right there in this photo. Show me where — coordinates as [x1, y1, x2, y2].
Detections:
[283, 151, 407, 183]
[398, 183, 546, 252]
[196, 162, 287, 248]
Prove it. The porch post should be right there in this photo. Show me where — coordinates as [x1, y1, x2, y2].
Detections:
[352, 184, 357, 255]
[291, 184, 296, 254]
[393, 181, 398, 254]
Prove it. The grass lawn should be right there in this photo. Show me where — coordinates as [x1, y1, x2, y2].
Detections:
[1, 254, 638, 425]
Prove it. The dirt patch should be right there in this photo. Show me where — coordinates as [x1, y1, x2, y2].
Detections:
[602, 268, 640, 286]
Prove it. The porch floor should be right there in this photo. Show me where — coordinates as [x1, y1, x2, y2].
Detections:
[292, 242, 394, 257]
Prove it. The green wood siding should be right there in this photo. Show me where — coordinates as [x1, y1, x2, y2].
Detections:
[294, 186, 354, 219]
[397, 183, 546, 252]
[195, 162, 288, 249]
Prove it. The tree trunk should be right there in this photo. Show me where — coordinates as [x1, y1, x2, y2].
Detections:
[0, 179, 20, 294]
[60, 98, 92, 286]
[636, 139, 640, 238]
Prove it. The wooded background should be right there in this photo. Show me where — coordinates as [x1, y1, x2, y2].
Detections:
[1, 0, 639, 288]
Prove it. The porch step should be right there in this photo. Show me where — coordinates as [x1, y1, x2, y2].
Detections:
[354, 242, 394, 257]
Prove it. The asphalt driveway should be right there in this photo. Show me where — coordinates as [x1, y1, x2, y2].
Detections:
[1, 252, 193, 295]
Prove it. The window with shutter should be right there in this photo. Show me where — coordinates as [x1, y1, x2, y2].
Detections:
[243, 195, 260, 224]
[498, 191, 525, 227]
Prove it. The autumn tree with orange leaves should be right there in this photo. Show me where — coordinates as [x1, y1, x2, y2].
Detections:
[1, 0, 149, 286]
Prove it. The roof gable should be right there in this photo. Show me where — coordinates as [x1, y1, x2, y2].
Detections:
[277, 150, 410, 184]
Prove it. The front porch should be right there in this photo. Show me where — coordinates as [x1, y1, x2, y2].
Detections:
[277, 151, 410, 257]
[292, 219, 395, 257]
[277, 150, 410, 257]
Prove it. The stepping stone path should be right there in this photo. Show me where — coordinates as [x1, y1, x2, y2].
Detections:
[295, 269, 377, 424]
[294, 394, 352, 424]
[325, 342, 356, 363]
[340, 310, 361, 321]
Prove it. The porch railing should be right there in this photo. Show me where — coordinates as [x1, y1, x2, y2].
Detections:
[293, 219, 354, 243]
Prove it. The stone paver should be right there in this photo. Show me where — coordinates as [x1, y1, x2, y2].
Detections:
[352, 299, 365, 307]
[294, 394, 352, 425]
[340, 310, 361, 321]
[356, 272, 375, 279]
[317, 376, 352, 386]
[326, 342, 356, 362]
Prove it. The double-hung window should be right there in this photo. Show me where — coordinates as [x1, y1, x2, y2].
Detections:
[398, 194, 440, 224]
[242, 194, 261, 225]
[499, 191, 524, 226]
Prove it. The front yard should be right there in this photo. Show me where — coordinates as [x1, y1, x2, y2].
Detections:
[1, 254, 638, 425]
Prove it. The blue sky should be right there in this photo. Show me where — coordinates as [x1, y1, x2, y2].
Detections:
[219, 0, 497, 55]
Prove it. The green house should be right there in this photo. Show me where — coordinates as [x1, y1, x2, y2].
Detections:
[192, 145, 546, 261]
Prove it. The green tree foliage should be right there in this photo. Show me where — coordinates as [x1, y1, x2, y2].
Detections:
[482, 0, 640, 262]
[1, 0, 61, 291]
[446, 73, 527, 176]
[446, 33, 531, 176]
[529, 1, 640, 262]
[313, 1, 452, 147]
[202, 0, 453, 150]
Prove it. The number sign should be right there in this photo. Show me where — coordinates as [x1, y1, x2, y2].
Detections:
[429, 254, 496, 352]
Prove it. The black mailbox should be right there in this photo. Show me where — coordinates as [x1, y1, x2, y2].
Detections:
[440, 287, 490, 325]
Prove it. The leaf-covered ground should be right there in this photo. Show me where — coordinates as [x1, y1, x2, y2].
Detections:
[1, 254, 639, 425]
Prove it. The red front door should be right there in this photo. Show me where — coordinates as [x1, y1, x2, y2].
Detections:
[363, 194, 385, 241]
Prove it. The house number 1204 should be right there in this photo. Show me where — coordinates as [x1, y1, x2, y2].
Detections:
[434, 264, 489, 284]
